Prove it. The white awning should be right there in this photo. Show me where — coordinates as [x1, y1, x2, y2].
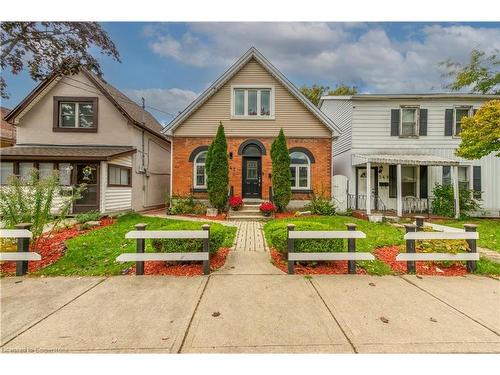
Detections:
[352, 154, 460, 166]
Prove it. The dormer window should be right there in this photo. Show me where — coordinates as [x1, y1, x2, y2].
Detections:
[232, 86, 274, 119]
[53, 97, 98, 132]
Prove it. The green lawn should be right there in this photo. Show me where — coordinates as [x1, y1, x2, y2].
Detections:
[37, 213, 237, 276]
[432, 218, 500, 251]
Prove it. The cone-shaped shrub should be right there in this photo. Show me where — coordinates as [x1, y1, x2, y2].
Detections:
[271, 128, 291, 212]
[207, 122, 229, 211]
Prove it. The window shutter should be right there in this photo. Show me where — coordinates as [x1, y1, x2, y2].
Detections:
[444, 109, 453, 136]
[419, 109, 428, 136]
[473, 108, 478, 115]
[390, 109, 400, 136]
[419, 166, 428, 198]
[442, 166, 451, 186]
[473, 166, 482, 199]
[389, 165, 397, 198]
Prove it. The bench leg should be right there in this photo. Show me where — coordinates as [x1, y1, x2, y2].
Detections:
[16, 236, 29, 276]
[136, 238, 145, 276]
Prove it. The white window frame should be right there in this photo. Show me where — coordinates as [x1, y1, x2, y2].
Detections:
[59, 102, 95, 128]
[453, 106, 472, 137]
[399, 106, 420, 138]
[231, 85, 275, 120]
[193, 151, 208, 189]
[290, 153, 311, 190]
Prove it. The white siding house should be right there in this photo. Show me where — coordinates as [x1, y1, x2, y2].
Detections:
[320, 94, 500, 218]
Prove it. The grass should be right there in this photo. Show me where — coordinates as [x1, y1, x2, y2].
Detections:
[475, 257, 500, 275]
[432, 218, 500, 252]
[37, 213, 237, 276]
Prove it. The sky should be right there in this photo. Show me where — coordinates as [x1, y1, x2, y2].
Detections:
[2, 22, 499, 125]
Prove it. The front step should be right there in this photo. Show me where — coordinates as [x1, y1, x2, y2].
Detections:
[228, 204, 270, 220]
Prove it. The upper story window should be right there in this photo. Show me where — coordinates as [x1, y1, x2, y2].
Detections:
[232, 86, 274, 118]
[53, 97, 98, 132]
[454, 106, 472, 136]
[400, 106, 419, 137]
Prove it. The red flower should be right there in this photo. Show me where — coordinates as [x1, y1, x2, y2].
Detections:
[229, 195, 243, 209]
[259, 201, 276, 213]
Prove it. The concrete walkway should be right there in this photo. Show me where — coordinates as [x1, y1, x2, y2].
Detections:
[1, 274, 499, 353]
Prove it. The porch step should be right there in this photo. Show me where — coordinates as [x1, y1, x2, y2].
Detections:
[228, 209, 268, 221]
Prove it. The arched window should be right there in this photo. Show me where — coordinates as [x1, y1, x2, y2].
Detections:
[193, 151, 208, 189]
[289, 151, 311, 190]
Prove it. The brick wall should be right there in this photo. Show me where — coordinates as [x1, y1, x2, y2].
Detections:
[172, 137, 332, 201]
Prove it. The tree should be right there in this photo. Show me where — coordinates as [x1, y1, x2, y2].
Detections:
[1, 22, 121, 98]
[270, 128, 292, 212]
[440, 49, 500, 94]
[456, 100, 500, 159]
[206, 122, 229, 211]
[299, 84, 358, 106]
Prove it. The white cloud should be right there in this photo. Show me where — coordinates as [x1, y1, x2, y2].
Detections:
[146, 23, 500, 93]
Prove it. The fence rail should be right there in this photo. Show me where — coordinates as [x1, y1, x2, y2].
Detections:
[0, 223, 40, 276]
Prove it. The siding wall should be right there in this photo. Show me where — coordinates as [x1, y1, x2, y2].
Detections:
[320, 99, 352, 156]
[102, 155, 132, 213]
[174, 59, 332, 138]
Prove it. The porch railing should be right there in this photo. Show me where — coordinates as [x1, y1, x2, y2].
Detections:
[348, 194, 387, 213]
[348, 195, 442, 216]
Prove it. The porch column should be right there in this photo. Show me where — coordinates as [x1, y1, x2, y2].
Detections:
[452, 165, 460, 218]
[397, 164, 402, 217]
[366, 162, 371, 215]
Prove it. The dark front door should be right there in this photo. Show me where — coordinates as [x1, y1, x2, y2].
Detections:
[242, 157, 262, 198]
[73, 163, 100, 213]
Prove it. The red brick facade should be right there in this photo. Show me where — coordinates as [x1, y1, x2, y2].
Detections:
[172, 136, 332, 202]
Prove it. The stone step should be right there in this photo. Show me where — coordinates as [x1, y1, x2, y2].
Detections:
[229, 215, 271, 221]
[229, 211, 264, 218]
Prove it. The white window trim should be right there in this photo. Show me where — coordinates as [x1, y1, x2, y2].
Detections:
[453, 105, 473, 137]
[399, 106, 420, 138]
[290, 154, 311, 191]
[59, 102, 94, 128]
[231, 85, 275, 120]
[193, 152, 207, 189]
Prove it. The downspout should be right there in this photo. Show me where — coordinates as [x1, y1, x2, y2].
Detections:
[331, 132, 335, 201]
[141, 97, 147, 208]
[169, 136, 173, 198]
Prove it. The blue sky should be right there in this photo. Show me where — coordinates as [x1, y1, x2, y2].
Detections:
[2, 22, 499, 124]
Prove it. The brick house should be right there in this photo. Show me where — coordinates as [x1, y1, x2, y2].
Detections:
[164, 47, 340, 208]
[1, 107, 16, 147]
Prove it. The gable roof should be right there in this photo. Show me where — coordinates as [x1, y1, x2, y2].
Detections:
[164, 47, 340, 136]
[5, 69, 168, 141]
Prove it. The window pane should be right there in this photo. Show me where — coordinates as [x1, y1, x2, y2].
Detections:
[234, 90, 244, 116]
[290, 167, 296, 188]
[455, 108, 469, 135]
[19, 162, 34, 181]
[401, 108, 417, 136]
[290, 152, 309, 165]
[299, 166, 308, 188]
[261, 90, 270, 116]
[60, 103, 76, 127]
[78, 103, 95, 128]
[458, 166, 468, 182]
[247, 90, 257, 116]
[195, 151, 207, 163]
[58, 163, 72, 186]
[196, 165, 205, 186]
[246, 160, 258, 180]
[402, 182, 416, 197]
[39, 163, 54, 180]
[1, 162, 14, 185]
[120, 168, 129, 185]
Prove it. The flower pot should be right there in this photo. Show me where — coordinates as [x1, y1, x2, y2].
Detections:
[206, 208, 218, 217]
[232, 206, 240, 211]
[263, 211, 271, 217]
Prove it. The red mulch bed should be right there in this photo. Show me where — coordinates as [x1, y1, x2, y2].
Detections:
[178, 213, 227, 221]
[270, 248, 367, 275]
[374, 246, 468, 276]
[125, 247, 230, 276]
[0, 217, 114, 275]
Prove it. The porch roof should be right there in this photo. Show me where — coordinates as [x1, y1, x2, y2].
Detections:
[352, 153, 460, 166]
[0, 145, 136, 161]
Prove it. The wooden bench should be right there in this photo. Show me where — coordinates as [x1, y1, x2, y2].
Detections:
[116, 223, 211, 275]
[0, 224, 41, 276]
[287, 223, 375, 274]
[396, 223, 479, 273]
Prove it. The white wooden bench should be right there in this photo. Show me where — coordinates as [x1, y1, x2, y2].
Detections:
[0, 225, 41, 275]
[397, 224, 479, 273]
[286, 223, 375, 274]
[116, 224, 211, 275]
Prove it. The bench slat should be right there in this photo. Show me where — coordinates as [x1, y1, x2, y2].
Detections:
[125, 230, 209, 239]
[396, 253, 479, 261]
[288, 252, 375, 261]
[404, 232, 478, 240]
[116, 252, 209, 262]
[289, 230, 366, 239]
[0, 229, 32, 239]
[0, 252, 41, 261]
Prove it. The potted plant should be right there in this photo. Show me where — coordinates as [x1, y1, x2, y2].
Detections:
[229, 196, 243, 211]
[259, 201, 276, 217]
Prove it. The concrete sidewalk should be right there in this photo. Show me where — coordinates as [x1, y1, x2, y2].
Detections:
[1, 274, 499, 354]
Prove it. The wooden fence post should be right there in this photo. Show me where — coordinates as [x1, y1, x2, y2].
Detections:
[287, 224, 295, 274]
[404, 224, 417, 274]
[15, 223, 32, 276]
[135, 223, 147, 275]
[415, 216, 425, 231]
[346, 223, 357, 274]
[464, 224, 478, 273]
[202, 224, 210, 275]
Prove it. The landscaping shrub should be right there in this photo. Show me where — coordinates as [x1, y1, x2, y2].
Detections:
[152, 224, 230, 254]
[75, 210, 101, 224]
[431, 184, 481, 218]
[206, 122, 229, 211]
[266, 221, 343, 254]
[270, 128, 291, 212]
[305, 193, 336, 216]
[169, 194, 206, 215]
